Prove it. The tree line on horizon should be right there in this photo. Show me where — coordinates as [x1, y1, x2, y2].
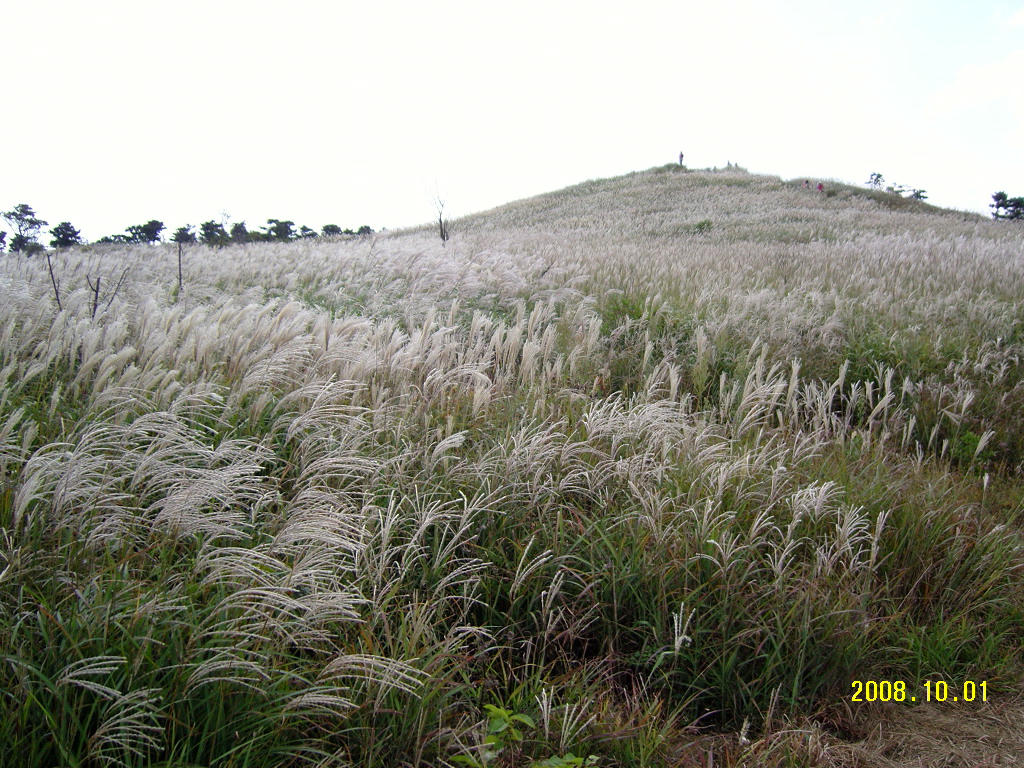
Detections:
[3, 182, 1023, 256]
[0, 203, 375, 255]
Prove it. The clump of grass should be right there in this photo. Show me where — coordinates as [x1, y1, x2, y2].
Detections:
[2, 165, 1023, 766]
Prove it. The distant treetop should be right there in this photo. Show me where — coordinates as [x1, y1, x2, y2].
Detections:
[2, 203, 48, 254]
[991, 192, 1023, 220]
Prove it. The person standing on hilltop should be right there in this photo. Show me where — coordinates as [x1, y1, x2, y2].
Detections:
[679, 152, 684, 166]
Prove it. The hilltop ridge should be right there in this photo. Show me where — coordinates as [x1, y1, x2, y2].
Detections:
[456, 164, 982, 242]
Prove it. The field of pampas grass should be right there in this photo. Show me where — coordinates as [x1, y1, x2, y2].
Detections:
[2, 165, 1023, 767]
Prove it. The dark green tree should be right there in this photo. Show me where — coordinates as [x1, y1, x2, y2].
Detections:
[49, 222, 83, 249]
[262, 219, 295, 241]
[991, 192, 1024, 220]
[866, 172, 885, 189]
[123, 220, 165, 244]
[321, 224, 343, 237]
[171, 225, 197, 244]
[356, 225, 374, 236]
[3, 203, 48, 254]
[298, 225, 318, 239]
[230, 222, 250, 243]
[992, 191, 1008, 217]
[199, 220, 231, 247]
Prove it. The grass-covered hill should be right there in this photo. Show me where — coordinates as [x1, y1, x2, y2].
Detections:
[2, 165, 1023, 767]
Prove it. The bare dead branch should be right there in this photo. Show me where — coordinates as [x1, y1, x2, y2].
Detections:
[46, 252, 62, 311]
[86, 274, 101, 319]
[104, 267, 131, 312]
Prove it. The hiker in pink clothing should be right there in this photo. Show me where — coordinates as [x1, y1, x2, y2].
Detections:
[817, 182, 824, 192]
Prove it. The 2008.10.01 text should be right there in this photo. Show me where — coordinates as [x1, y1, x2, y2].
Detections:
[850, 680, 987, 703]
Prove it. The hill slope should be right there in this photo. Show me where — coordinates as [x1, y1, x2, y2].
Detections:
[1, 167, 1023, 767]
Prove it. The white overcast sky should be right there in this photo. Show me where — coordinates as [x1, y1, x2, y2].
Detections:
[3, 0, 1022, 241]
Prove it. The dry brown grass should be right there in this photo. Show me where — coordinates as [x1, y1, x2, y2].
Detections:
[667, 699, 1024, 767]
[829, 699, 1024, 767]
